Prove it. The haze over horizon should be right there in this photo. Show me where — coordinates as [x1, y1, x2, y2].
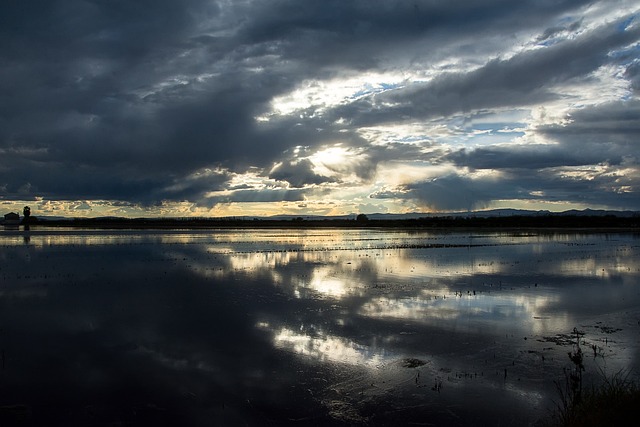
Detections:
[1, 1, 639, 218]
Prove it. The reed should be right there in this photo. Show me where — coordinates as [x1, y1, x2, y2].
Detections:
[549, 328, 640, 426]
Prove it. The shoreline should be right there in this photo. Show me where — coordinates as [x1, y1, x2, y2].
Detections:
[3, 215, 638, 232]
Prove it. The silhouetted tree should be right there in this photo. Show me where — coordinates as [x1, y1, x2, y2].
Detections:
[356, 213, 369, 222]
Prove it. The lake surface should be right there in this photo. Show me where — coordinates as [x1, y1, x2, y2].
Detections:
[1, 228, 639, 426]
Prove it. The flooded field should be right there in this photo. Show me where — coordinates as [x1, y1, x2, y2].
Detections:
[1, 228, 639, 426]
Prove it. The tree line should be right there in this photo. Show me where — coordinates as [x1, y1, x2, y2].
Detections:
[29, 214, 639, 229]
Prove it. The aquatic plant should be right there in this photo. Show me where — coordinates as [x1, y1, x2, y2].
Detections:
[550, 369, 640, 426]
[551, 328, 585, 424]
[549, 327, 640, 426]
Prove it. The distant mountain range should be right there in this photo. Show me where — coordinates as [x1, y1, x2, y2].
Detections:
[263, 209, 640, 221]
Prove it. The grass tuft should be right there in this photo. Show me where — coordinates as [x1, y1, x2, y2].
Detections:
[550, 369, 640, 426]
[546, 327, 640, 426]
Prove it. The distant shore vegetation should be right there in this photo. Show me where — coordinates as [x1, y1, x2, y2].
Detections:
[5, 213, 638, 230]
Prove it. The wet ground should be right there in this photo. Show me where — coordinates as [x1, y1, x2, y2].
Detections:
[1, 228, 639, 426]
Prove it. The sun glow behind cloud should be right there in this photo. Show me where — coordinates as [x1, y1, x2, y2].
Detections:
[258, 72, 408, 120]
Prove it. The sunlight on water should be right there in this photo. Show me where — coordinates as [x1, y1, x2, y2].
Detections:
[267, 325, 389, 367]
[358, 290, 562, 327]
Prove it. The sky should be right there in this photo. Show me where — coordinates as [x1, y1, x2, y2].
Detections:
[1, 0, 639, 218]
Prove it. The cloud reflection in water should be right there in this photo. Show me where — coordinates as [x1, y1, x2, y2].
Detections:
[268, 325, 389, 368]
[1, 228, 639, 425]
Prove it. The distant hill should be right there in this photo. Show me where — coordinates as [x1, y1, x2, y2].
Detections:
[265, 209, 639, 221]
[389, 208, 639, 219]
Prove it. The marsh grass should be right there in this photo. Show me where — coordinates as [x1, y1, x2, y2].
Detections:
[549, 327, 640, 426]
[550, 369, 640, 426]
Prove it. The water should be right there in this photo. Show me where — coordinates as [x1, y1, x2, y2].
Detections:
[1, 228, 639, 426]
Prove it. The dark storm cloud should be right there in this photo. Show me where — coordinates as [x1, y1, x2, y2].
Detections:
[373, 165, 639, 212]
[539, 100, 640, 145]
[202, 188, 308, 206]
[370, 175, 494, 212]
[160, 169, 233, 204]
[238, 0, 592, 68]
[334, 15, 640, 126]
[449, 100, 640, 170]
[268, 159, 334, 188]
[0, 0, 637, 210]
[626, 61, 640, 93]
[536, 19, 583, 42]
[493, 166, 640, 210]
[437, 100, 639, 210]
[447, 146, 586, 171]
[0, 0, 307, 202]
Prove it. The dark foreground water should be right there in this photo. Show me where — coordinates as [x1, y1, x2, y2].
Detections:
[1, 228, 639, 426]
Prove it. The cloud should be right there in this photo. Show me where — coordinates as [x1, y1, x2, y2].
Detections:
[538, 100, 640, 148]
[0, 0, 638, 214]
[333, 15, 640, 126]
[626, 61, 640, 93]
[440, 100, 640, 209]
[371, 174, 493, 212]
[203, 188, 308, 206]
[268, 159, 334, 188]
